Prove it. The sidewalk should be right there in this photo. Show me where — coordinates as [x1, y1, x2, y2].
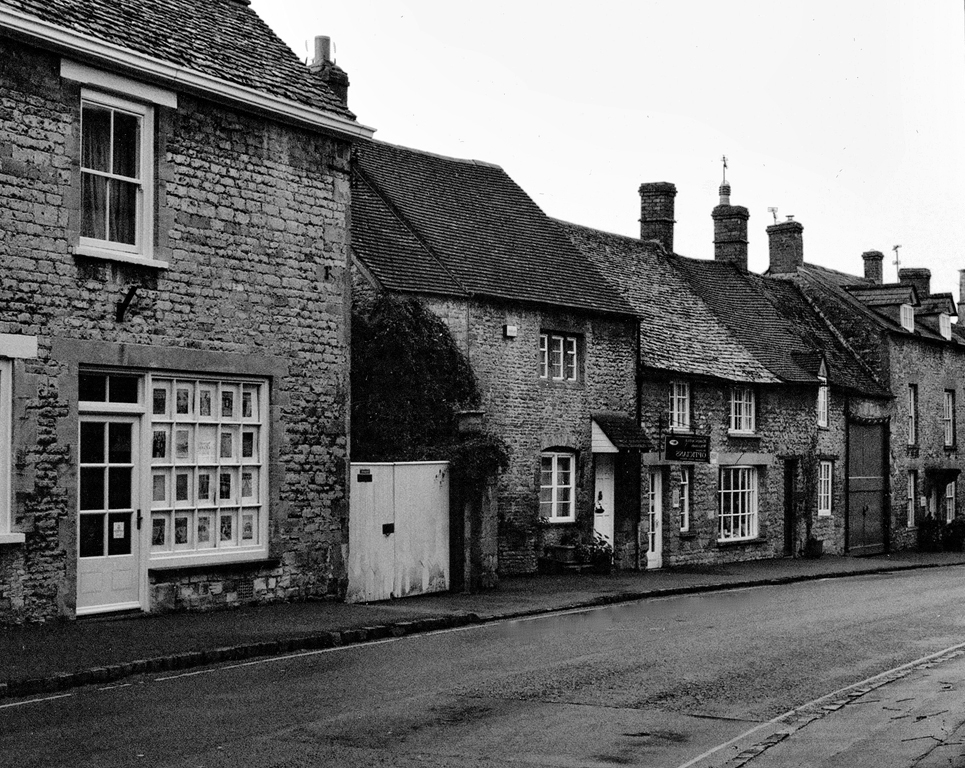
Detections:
[2, 551, 965, 700]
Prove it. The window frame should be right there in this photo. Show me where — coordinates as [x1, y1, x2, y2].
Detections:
[718, 465, 759, 542]
[900, 304, 915, 333]
[77, 89, 156, 265]
[907, 384, 918, 446]
[817, 378, 829, 428]
[944, 390, 956, 447]
[669, 380, 691, 432]
[0, 360, 12, 541]
[679, 466, 691, 532]
[817, 460, 833, 517]
[729, 386, 756, 434]
[539, 451, 576, 523]
[538, 333, 579, 382]
[946, 481, 957, 523]
[907, 470, 918, 528]
[940, 314, 952, 340]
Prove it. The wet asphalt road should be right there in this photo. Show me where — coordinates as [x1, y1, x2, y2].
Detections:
[2, 567, 965, 767]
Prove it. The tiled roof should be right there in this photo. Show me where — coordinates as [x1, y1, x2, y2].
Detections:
[592, 413, 651, 450]
[353, 141, 635, 317]
[560, 222, 780, 383]
[918, 294, 957, 316]
[845, 284, 918, 307]
[1, 0, 353, 117]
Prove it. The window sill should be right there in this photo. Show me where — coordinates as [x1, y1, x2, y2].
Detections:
[944, 445, 958, 452]
[0, 532, 25, 545]
[678, 531, 696, 540]
[727, 430, 759, 439]
[817, 512, 832, 518]
[716, 536, 766, 547]
[541, 518, 577, 525]
[74, 244, 169, 270]
[148, 549, 271, 571]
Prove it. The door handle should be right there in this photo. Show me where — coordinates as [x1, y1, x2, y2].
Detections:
[136, 509, 142, 530]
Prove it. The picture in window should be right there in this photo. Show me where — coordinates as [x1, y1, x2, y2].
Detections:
[242, 513, 254, 541]
[152, 430, 167, 460]
[242, 432, 255, 459]
[199, 389, 212, 417]
[198, 473, 211, 501]
[175, 429, 190, 460]
[220, 432, 233, 459]
[152, 474, 166, 503]
[197, 514, 211, 543]
[175, 473, 189, 502]
[219, 472, 231, 500]
[153, 388, 167, 416]
[220, 515, 233, 542]
[152, 517, 166, 547]
[221, 391, 234, 418]
[176, 388, 191, 415]
[243, 392, 253, 418]
[174, 516, 188, 545]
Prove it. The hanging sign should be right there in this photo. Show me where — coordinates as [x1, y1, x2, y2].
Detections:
[664, 434, 710, 463]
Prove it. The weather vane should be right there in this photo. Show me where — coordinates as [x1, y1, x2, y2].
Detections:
[893, 244, 902, 273]
[721, 155, 728, 184]
[768, 207, 779, 224]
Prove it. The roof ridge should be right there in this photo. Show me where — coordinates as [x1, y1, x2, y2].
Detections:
[352, 164, 470, 297]
[367, 138, 503, 169]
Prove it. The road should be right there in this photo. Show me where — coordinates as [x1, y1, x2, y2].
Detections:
[2, 568, 965, 767]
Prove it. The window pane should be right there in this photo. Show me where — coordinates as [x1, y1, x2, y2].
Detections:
[80, 422, 105, 464]
[80, 468, 105, 510]
[81, 172, 108, 240]
[108, 423, 132, 464]
[112, 111, 140, 178]
[81, 105, 111, 172]
[106, 512, 132, 556]
[108, 467, 132, 509]
[79, 514, 105, 558]
[109, 375, 139, 403]
[79, 372, 107, 402]
[109, 179, 137, 245]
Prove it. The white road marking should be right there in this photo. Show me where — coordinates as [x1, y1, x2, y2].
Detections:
[672, 639, 965, 768]
[0, 692, 73, 710]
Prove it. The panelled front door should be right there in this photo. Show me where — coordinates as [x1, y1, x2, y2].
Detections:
[847, 421, 888, 555]
[77, 416, 142, 614]
[647, 468, 663, 569]
[593, 454, 615, 546]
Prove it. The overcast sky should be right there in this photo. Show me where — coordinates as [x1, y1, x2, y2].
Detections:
[251, 1, 965, 301]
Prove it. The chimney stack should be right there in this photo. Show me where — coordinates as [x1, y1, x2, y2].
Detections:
[712, 181, 749, 271]
[898, 267, 931, 298]
[309, 35, 350, 106]
[767, 218, 804, 274]
[861, 251, 884, 284]
[638, 182, 676, 253]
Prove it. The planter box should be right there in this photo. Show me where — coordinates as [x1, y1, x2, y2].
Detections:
[544, 544, 578, 564]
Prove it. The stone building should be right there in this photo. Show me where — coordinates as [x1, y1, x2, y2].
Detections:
[771, 241, 965, 553]
[350, 139, 645, 576]
[562, 181, 889, 566]
[0, 0, 373, 621]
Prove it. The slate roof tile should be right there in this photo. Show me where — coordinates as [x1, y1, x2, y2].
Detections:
[353, 141, 634, 316]
[1, 0, 353, 117]
[592, 413, 651, 450]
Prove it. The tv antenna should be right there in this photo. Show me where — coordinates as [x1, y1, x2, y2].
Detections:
[721, 155, 728, 184]
[892, 244, 902, 273]
[767, 207, 779, 225]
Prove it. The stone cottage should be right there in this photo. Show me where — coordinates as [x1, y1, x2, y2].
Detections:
[350, 139, 646, 577]
[0, 0, 372, 621]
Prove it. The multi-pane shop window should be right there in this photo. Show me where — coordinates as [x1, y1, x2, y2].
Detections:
[539, 333, 578, 381]
[946, 481, 957, 523]
[907, 471, 918, 527]
[80, 91, 153, 260]
[907, 384, 918, 446]
[817, 461, 833, 516]
[730, 387, 755, 433]
[539, 451, 575, 521]
[944, 390, 956, 447]
[669, 381, 691, 431]
[718, 466, 758, 541]
[679, 467, 691, 532]
[150, 378, 266, 557]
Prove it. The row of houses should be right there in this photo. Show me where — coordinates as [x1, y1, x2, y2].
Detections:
[1, 0, 963, 623]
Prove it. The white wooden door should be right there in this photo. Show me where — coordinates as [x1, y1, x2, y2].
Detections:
[593, 454, 615, 546]
[647, 468, 663, 569]
[77, 416, 142, 614]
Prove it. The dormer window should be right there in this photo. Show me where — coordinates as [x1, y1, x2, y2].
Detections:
[940, 314, 952, 340]
[900, 304, 915, 333]
[817, 360, 829, 428]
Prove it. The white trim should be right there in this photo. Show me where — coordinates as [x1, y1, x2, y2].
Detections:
[940, 314, 952, 340]
[0, 533, 25, 545]
[0, 7, 374, 139]
[539, 451, 576, 522]
[73, 245, 169, 269]
[900, 303, 915, 332]
[63, 59, 177, 107]
[591, 421, 619, 454]
[76, 600, 142, 617]
[0, 334, 38, 359]
[817, 460, 833, 516]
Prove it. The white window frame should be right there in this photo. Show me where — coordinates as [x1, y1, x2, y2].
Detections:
[907, 471, 917, 528]
[900, 304, 915, 333]
[679, 467, 691, 532]
[729, 387, 756, 434]
[946, 481, 957, 523]
[817, 460, 833, 517]
[669, 381, 691, 432]
[539, 451, 576, 522]
[718, 466, 758, 542]
[77, 369, 270, 568]
[944, 390, 956, 447]
[907, 384, 918, 446]
[538, 333, 578, 382]
[817, 379, 829, 428]
[0, 360, 12, 542]
[77, 89, 156, 266]
[940, 314, 952, 340]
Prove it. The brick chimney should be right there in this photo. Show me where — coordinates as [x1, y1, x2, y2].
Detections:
[712, 182, 749, 271]
[639, 182, 676, 253]
[309, 35, 349, 106]
[861, 251, 884, 284]
[767, 218, 804, 274]
[898, 267, 931, 298]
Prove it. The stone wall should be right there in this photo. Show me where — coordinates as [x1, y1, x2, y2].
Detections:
[0, 38, 352, 622]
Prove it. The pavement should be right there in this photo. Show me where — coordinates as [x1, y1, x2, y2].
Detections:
[3, 551, 965, 702]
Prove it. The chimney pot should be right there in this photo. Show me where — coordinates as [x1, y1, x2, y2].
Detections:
[861, 250, 884, 284]
[638, 182, 677, 252]
[308, 34, 350, 106]
[313, 35, 332, 65]
[898, 267, 931, 298]
[712, 182, 749, 271]
[767, 219, 805, 274]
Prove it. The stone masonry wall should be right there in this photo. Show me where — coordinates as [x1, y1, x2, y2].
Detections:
[638, 374, 848, 566]
[0, 38, 352, 622]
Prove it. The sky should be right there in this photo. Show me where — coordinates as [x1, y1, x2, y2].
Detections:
[251, 0, 965, 301]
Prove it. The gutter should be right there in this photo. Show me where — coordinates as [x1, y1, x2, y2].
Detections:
[0, 6, 375, 141]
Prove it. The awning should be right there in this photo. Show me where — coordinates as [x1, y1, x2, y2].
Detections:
[591, 414, 651, 453]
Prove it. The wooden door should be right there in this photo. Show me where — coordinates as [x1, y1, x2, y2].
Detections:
[593, 454, 615, 546]
[847, 422, 888, 555]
